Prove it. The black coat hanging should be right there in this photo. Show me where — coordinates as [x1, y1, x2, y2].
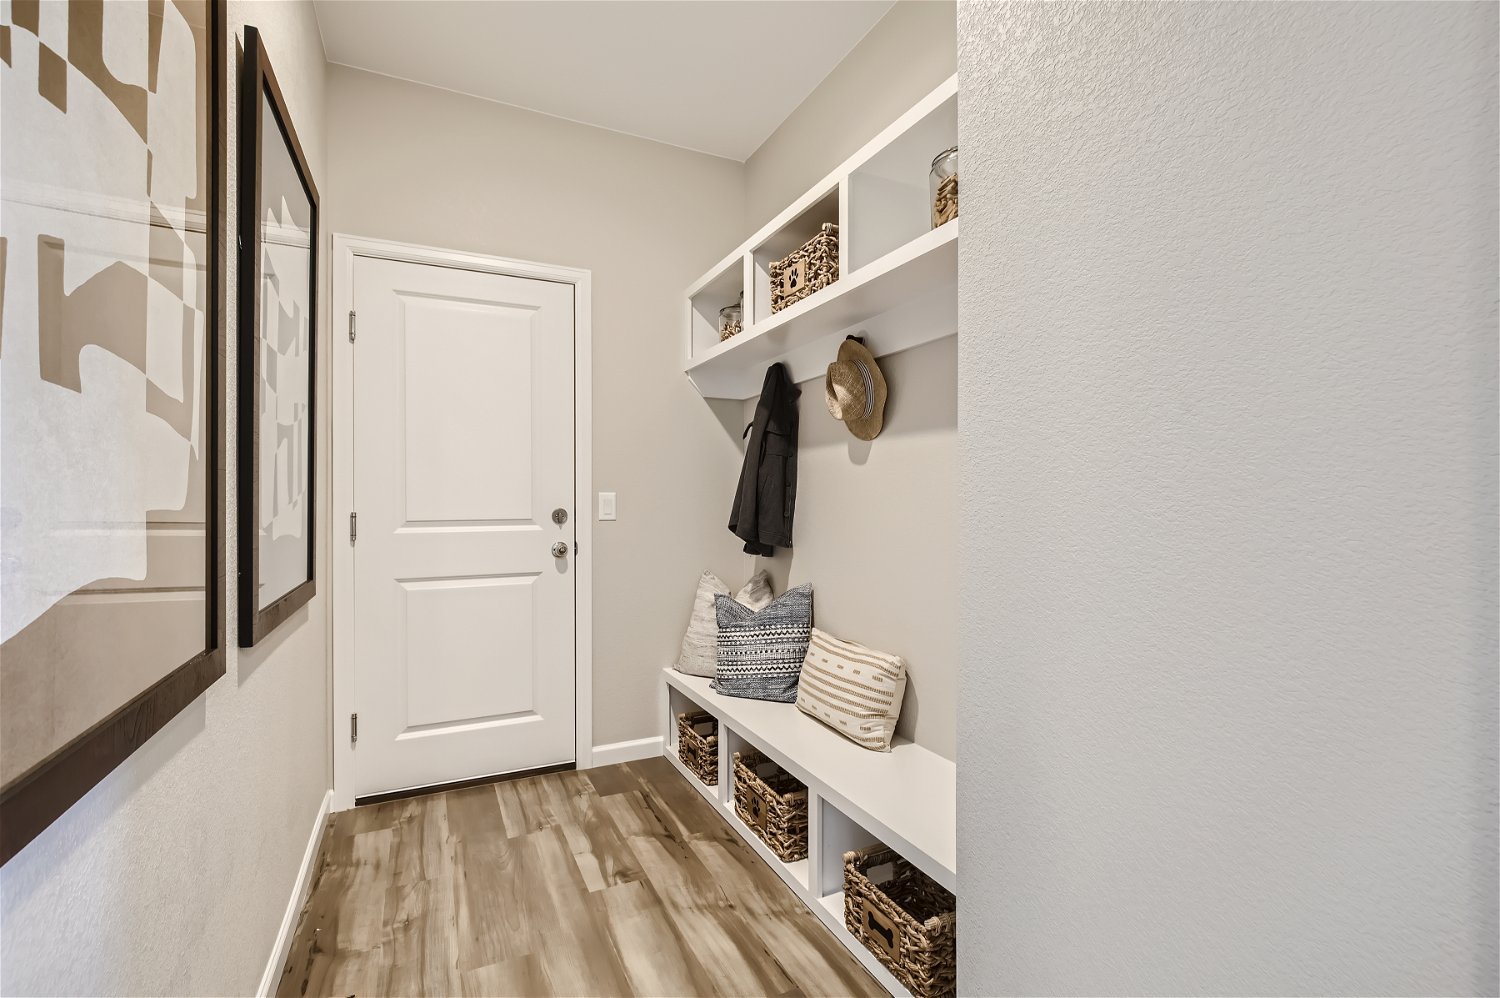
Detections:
[729, 363, 799, 556]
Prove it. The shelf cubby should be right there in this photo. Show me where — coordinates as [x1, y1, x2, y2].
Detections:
[847, 91, 957, 272]
[664, 683, 719, 791]
[750, 183, 841, 325]
[815, 797, 885, 899]
[686, 255, 746, 360]
[665, 682, 705, 744]
[721, 724, 812, 892]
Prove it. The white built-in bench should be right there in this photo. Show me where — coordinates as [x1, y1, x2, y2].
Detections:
[659, 667, 956, 997]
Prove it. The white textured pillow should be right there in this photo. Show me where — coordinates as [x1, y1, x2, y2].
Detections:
[675, 570, 773, 677]
[737, 570, 773, 611]
[795, 628, 907, 751]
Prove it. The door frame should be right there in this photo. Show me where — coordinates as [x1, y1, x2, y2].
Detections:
[329, 234, 593, 811]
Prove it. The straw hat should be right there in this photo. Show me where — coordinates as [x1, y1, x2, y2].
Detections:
[825, 337, 887, 440]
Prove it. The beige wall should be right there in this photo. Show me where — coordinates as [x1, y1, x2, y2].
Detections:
[324, 66, 750, 749]
[744, 0, 958, 759]
[750, 340, 956, 756]
[745, 0, 957, 232]
[957, 2, 1498, 994]
[0, 2, 333, 993]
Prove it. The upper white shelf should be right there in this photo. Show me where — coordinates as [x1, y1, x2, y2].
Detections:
[684, 75, 959, 400]
[687, 223, 957, 399]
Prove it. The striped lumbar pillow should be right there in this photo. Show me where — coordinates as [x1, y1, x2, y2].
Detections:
[713, 584, 814, 702]
[795, 628, 908, 752]
[675, 570, 773, 677]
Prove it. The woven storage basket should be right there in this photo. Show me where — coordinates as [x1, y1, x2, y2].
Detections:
[844, 846, 957, 998]
[932, 173, 958, 227]
[676, 710, 718, 786]
[769, 223, 839, 314]
[732, 750, 809, 862]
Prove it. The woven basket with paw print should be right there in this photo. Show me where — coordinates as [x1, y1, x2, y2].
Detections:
[769, 223, 839, 314]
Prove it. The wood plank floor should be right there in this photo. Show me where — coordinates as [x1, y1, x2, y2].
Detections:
[276, 757, 884, 997]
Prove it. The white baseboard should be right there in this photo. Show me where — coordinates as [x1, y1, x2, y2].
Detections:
[258, 789, 333, 998]
[588, 735, 664, 768]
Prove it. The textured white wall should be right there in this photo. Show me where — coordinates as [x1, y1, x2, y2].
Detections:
[745, 0, 958, 758]
[324, 66, 750, 749]
[956, 2, 1498, 995]
[0, 2, 332, 994]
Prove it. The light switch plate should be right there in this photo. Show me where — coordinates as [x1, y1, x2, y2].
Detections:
[598, 492, 617, 521]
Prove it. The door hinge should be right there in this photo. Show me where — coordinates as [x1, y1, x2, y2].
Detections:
[350, 712, 358, 745]
[349, 511, 358, 544]
[348, 309, 357, 343]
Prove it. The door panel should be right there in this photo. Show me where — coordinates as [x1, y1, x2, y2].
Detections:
[353, 257, 574, 798]
[399, 574, 536, 728]
[400, 294, 534, 522]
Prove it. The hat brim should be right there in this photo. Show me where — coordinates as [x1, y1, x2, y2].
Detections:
[834, 338, 887, 441]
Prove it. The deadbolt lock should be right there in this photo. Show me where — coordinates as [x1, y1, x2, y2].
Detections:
[552, 508, 568, 525]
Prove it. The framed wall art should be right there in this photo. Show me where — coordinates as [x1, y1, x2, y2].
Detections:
[0, 0, 227, 864]
[236, 26, 317, 647]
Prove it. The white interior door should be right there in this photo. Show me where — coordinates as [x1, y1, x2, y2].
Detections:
[351, 256, 575, 798]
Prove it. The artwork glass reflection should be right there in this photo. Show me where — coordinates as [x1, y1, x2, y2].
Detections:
[0, 0, 225, 863]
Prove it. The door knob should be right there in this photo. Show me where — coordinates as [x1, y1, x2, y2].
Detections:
[551, 542, 569, 558]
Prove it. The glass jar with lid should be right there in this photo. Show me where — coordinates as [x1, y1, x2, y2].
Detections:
[930, 146, 958, 228]
[719, 298, 743, 342]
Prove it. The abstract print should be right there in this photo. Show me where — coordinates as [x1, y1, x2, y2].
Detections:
[236, 25, 315, 647]
[254, 89, 310, 611]
[0, 0, 218, 791]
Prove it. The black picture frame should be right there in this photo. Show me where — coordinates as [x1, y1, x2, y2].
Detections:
[0, 0, 228, 865]
[236, 26, 319, 647]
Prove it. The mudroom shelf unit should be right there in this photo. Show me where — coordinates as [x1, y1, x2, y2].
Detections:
[684, 74, 959, 400]
[660, 668, 957, 998]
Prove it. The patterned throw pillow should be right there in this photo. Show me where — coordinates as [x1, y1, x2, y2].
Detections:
[674, 570, 773, 677]
[795, 628, 908, 752]
[713, 584, 814, 702]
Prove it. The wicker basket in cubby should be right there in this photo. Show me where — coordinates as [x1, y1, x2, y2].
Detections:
[732, 750, 809, 862]
[769, 223, 839, 314]
[843, 845, 957, 998]
[676, 710, 718, 785]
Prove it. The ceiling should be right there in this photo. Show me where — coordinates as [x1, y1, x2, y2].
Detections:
[312, 1, 895, 162]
